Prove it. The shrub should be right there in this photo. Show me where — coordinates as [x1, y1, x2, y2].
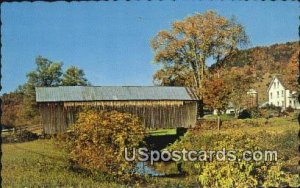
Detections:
[285, 106, 294, 112]
[64, 109, 146, 182]
[15, 130, 39, 142]
[222, 119, 260, 129]
[238, 109, 252, 119]
[194, 134, 289, 187]
[167, 129, 297, 187]
[2, 130, 38, 143]
[238, 108, 262, 119]
[261, 105, 282, 118]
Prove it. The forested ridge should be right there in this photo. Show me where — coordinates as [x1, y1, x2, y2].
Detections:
[217, 41, 298, 68]
[220, 41, 299, 104]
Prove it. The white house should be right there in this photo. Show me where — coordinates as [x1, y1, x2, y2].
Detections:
[267, 76, 300, 109]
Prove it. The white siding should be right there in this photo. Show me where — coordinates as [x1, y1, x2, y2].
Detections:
[268, 78, 286, 108]
[268, 77, 300, 109]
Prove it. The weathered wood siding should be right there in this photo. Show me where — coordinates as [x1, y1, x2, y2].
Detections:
[39, 100, 197, 134]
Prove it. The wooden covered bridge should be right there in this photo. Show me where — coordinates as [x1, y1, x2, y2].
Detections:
[36, 86, 199, 134]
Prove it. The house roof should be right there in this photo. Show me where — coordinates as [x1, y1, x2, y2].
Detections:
[259, 101, 269, 108]
[247, 89, 257, 94]
[36, 86, 199, 102]
[267, 75, 294, 92]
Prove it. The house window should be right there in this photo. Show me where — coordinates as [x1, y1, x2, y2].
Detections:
[273, 83, 276, 88]
[277, 91, 279, 98]
[270, 92, 272, 99]
[277, 101, 279, 106]
[282, 90, 284, 97]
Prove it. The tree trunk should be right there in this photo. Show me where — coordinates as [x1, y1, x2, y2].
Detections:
[197, 100, 204, 118]
[234, 108, 239, 118]
[191, 57, 205, 118]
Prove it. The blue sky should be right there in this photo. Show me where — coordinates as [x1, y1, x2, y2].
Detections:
[1, 1, 299, 93]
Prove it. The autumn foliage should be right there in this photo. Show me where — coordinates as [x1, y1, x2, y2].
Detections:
[64, 109, 146, 181]
[1, 92, 25, 128]
[283, 51, 299, 91]
[202, 76, 231, 114]
[151, 10, 248, 90]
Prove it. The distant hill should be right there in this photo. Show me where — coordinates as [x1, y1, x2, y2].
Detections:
[223, 41, 298, 68]
[213, 41, 299, 104]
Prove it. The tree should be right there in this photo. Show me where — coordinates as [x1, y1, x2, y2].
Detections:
[26, 56, 63, 87]
[283, 51, 299, 91]
[22, 56, 63, 125]
[62, 66, 89, 86]
[225, 67, 254, 117]
[6, 56, 90, 127]
[249, 48, 278, 77]
[1, 91, 25, 128]
[151, 10, 248, 116]
[202, 74, 231, 130]
[153, 64, 194, 86]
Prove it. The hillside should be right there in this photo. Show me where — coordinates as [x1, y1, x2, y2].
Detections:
[223, 41, 298, 68]
[216, 41, 299, 104]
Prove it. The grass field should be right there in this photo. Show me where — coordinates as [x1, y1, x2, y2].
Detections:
[1, 139, 125, 188]
[147, 128, 177, 136]
[2, 116, 299, 187]
[203, 113, 235, 121]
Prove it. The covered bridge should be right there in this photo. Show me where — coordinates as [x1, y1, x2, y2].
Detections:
[36, 86, 199, 134]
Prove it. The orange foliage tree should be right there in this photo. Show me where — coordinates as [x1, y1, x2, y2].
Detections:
[1, 92, 25, 128]
[284, 51, 299, 91]
[202, 75, 231, 129]
[151, 10, 248, 116]
[224, 67, 255, 117]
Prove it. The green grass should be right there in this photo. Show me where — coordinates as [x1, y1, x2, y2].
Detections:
[2, 139, 124, 188]
[147, 128, 177, 136]
[203, 114, 235, 121]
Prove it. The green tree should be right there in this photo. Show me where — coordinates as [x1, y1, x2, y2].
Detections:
[26, 56, 63, 87]
[22, 56, 63, 125]
[151, 10, 248, 116]
[61, 66, 89, 86]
